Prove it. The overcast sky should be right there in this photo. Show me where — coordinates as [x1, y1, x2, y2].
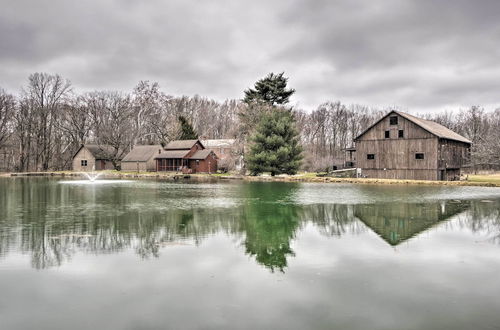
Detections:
[1, 0, 499, 112]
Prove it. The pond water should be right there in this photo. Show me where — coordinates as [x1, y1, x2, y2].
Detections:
[1, 178, 500, 330]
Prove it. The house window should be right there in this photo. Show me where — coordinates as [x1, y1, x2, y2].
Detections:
[81, 160, 88, 167]
[390, 116, 398, 125]
[398, 130, 404, 138]
[367, 154, 375, 160]
[415, 153, 425, 160]
[385, 130, 390, 139]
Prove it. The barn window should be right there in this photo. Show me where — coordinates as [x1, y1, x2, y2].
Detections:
[385, 130, 390, 139]
[81, 160, 88, 167]
[415, 153, 425, 160]
[390, 116, 398, 125]
[398, 130, 404, 138]
[367, 154, 375, 160]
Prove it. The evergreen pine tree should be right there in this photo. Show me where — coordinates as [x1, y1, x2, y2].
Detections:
[243, 72, 295, 106]
[177, 115, 197, 140]
[246, 109, 303, 176]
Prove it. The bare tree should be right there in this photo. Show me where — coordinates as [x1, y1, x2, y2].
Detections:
[14, 96, 36, 171]
[132, 81, 165, 145]
[0, 89, 15, 148]
[86, 91, 134, 169]
[23, 73, 71, 170]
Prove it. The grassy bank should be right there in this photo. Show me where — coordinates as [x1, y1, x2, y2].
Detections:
[3, 171, 500, 187]
[465, 173, 500, 185]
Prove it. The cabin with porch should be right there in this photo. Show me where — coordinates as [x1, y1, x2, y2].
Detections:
[154, 139, 217, 173]
[353, 111, 471, 181]
[72, 144, 122, 171]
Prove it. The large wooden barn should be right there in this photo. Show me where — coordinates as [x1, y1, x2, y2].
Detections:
[353, 111, 471, 181]
[154, 139, 217, 173]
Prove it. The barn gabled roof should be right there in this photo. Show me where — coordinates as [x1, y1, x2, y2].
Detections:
[354, 110, 472, 144]
[165, 139, 204, 150]
[122, 145, 163, 162]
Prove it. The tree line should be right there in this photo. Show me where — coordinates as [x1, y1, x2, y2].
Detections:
[0, 72, 499, 172]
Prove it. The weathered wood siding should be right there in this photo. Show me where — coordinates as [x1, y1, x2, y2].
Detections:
[438, 139, 470, 169]
[121, 161, 148, 172]
[356, 113, 439, 180]
[72, 147, 96, 172]
[360, 114, 435, 140]
[121, 156, 157, 172]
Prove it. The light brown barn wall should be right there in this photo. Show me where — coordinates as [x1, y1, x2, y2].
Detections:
[122, 156, 157, 172]
[99, 160, 117, 170]
[145, 156, 157, 171]
[356, 138, 438, 171]
[438, 139, 470, 169]
[72, 148, 96, 172]
[121, 162, 148, 172]
[361, 169, 438, 180]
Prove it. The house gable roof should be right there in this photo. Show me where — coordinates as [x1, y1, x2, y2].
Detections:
[188, 150, 216, 160]
[75, 144, 122, 160]
[154, 150, 191, 159]
[165, 139, 204, 150]
[122, 145, 163, 162]
[355, 110, 472, 144]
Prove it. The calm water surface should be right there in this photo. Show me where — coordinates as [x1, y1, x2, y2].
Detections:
[1, 178, 500, 330]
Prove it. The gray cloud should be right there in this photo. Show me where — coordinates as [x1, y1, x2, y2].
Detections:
[0, 0, 499, 112]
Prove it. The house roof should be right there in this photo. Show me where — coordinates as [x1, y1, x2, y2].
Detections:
[165, 139, 203, 150]
[154, 150, 191, 159]
[355, 110, 472, 144]
[77, 144, 122, 160]
[188, 150, 215, 160]
[122, 145, 163, 162]
[200, 139, 236, 148]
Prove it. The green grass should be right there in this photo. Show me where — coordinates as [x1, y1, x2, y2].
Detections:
[467, 174, 500, 184]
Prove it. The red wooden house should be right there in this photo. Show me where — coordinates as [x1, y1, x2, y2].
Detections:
[154, 139, 218, 173]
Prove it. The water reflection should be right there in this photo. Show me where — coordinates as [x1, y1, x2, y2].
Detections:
[354, 201, 471, 245]
[0, 178, 499, 271]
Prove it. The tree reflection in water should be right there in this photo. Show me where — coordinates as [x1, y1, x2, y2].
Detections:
[0, 178, 499, 271]
[240, 182, 301, 272]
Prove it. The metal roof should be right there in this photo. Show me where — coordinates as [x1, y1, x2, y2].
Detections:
[200, 139, 236, 148]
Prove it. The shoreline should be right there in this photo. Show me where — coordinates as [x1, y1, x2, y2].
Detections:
[1, 171, 500, 187]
